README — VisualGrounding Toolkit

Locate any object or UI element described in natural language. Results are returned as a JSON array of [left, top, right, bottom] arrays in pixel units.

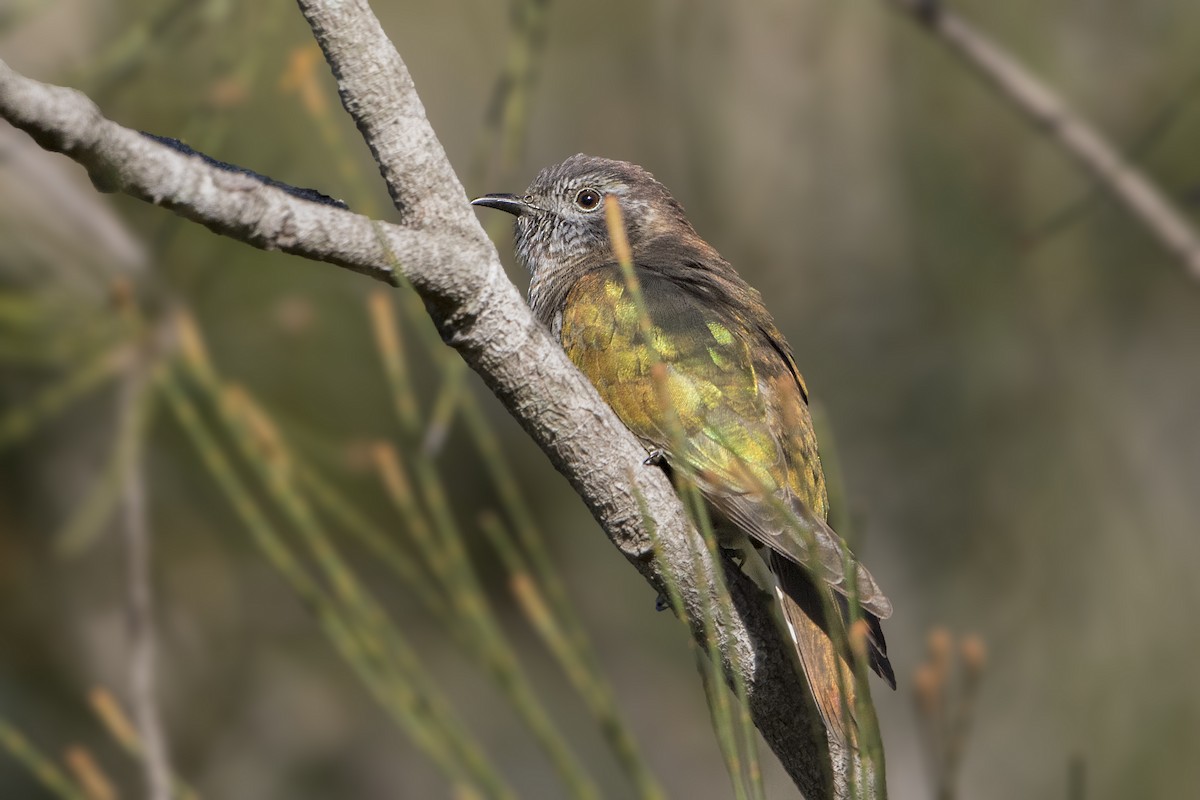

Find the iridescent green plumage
[[562, 265, 822, 515]]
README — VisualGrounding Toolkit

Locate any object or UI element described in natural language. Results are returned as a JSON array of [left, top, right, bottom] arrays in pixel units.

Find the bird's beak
[[470, 193, 534, 217]]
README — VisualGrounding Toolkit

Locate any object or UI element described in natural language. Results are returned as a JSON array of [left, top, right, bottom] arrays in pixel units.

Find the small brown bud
[[63, 746, 116, 800], [340, 438, 377, 474], [849, 619, 871, 663], [207, 75, 249, 109], [274, 294, 315, 335], [86, 687, 138, 750], [961, 634, 987, 676], [109, 276, 134, 313], [927, 626, 953, 668], [913, 663, 941, 717]]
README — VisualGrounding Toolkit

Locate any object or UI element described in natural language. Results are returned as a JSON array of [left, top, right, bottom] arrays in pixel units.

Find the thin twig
[[119, 356, 172, 800], [1022, 62, 1200, 252], [87, 687, 202, 800], [886, 0, 1200, 280], [470, 0, 553, 194]]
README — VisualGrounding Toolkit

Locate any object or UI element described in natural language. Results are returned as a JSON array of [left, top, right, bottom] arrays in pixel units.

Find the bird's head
[[472, 154, 694, 281]]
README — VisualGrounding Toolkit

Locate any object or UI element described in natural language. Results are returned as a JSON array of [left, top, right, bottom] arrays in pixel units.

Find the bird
[[472, 154, 895, 746]]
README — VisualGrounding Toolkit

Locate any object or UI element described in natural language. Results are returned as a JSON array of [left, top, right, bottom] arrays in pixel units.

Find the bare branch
[[0, 61, 403, 286], [1, 14, 853, 792], [884, 0, 1200, 280], [119, 358, 171, 800]]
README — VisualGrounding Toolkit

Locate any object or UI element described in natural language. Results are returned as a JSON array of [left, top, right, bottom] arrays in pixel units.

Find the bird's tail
[[771, 552, 892, 748]]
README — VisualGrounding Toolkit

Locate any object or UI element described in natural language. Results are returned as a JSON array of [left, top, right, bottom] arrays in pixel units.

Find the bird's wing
[[560, 265, 891, 620], [704, 473, 893, 620]]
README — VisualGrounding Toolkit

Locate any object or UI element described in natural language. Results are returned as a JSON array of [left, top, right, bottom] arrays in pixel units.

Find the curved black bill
[[470, 193, 532, 217]]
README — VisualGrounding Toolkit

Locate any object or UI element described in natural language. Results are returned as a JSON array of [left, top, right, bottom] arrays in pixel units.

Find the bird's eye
[[574, 188, 602, 211]]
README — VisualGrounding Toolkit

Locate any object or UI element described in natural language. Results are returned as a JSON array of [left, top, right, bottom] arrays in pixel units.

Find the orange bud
[[913, 663, 941, 717], [63, 746, 116, 800], [961, 634, 987, 676], [927, 626, 953, 668], [207, 75, 249, 109], [274, 294, 314, 335], [109, 276, 134, 313], [849, 619, 871, 663], [87, 687, 138, 749]]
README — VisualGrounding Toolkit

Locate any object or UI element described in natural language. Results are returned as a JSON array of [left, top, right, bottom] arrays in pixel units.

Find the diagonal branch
[[884, 0, 1200, 280], [1, 12, 854, 793]]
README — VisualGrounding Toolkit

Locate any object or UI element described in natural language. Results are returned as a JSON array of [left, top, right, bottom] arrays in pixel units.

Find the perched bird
[[473, 155, 895, 746]]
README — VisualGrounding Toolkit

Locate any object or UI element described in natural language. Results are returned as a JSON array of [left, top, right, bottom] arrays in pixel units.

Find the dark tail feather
[[771, 554, 897, 747], [771, 553, 861, 747], [834, 593, 896, 689]]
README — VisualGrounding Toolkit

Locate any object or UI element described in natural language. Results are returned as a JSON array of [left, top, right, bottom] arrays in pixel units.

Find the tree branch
[[118, 357, 171, 800], [884, 0, 1200, 280], [1, 11, 856, 792]]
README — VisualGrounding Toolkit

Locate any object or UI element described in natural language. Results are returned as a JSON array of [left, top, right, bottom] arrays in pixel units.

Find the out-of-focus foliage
[[2, 1, 1199, 798]]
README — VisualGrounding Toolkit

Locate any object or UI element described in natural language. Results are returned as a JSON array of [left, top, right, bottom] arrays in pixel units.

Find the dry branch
[[885, 0, 1200, 280]]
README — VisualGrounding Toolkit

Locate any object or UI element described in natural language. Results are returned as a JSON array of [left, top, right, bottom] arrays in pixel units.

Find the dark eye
[[574, 188, 602, 211]]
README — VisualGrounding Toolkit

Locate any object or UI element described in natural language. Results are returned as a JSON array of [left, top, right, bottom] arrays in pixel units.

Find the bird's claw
[[723, 548, 746, 568], [643, 449, 667, 467]]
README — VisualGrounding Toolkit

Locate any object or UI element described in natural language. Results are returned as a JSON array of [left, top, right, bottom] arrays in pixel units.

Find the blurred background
[[3, 0, 1200, 798]]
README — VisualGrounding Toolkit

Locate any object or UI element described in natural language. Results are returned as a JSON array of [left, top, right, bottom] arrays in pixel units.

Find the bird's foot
[[643, 449, 667, 467], [721, 547, 745, 568]]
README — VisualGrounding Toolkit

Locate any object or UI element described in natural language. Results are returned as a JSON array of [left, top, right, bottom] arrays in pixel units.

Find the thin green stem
[[371, 417, 601, 798], [0, 720, 88, 800], [478, 512, 667, 800], [87, 687, 201, 800], [0, 343, 124, 452], [160, 366, 508, 799], [294, 461, 448, 623], [55, 354, 156, 556], [368, 278, 635, 798]]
